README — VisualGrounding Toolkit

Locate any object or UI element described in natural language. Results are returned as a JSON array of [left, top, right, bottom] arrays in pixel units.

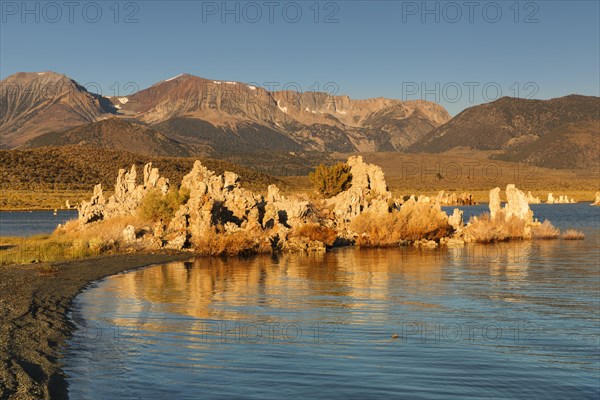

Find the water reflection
[[91, 235, 599, 332], [66, 229, 600, 400]]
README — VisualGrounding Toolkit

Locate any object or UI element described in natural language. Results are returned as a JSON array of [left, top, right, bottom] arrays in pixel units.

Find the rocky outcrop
[[489, 184, 535, 224], [448, 208, 464, 231], [462, 184, 542, 243], [434, 190, 476, 206], [593, 192, 600, 206], [504, 184, 535, 223], [175, 160, 265, 245], [326, 156, 396, 227], [489, 187, 502, 220], [526, 191, 541, 204], [75, 158, 553, 254], [547, 193, 575, 204], [78, 162, 169, 224]]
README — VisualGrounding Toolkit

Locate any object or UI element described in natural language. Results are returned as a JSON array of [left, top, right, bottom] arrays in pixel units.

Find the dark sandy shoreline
[[0, 252, 191, 400]]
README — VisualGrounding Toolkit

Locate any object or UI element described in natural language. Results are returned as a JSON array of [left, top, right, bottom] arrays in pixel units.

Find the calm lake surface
[[64, 204, 600, 399], [0, 210, 78, 237]]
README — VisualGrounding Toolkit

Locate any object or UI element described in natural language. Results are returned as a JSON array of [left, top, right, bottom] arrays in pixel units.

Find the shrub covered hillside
[[0, 146, 280, 192]]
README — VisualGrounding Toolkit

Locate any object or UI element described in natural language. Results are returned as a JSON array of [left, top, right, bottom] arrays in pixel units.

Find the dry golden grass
[[351, 201, 451, 246], [192, 227, 273, 257], [289, 223, 337, 247], [464, 211, 528, 243], [464, 213, 507, 243], [532, 220, 560, 240], [351, 212, 404, 247], [54, 215, 146, 243], [0, 235, 102, 266], [562, 229, 585, 240], [0, 215, 154, 266]]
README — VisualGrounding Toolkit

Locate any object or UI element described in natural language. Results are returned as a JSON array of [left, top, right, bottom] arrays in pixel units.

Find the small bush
[[193, 227, 269, 256], [464, 213, 505, 243], [532, 220, 560, 240], [309, 163, 352, 198], [290, 223, 337, 247], [54, 215, 144, 242], [562, 229, 585, 240], [465, 211, 527, 243], [138, 187, 190, 222], [351, 201, 451, 246]]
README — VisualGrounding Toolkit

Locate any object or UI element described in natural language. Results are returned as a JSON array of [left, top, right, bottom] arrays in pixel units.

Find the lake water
[[64, 204, 600, 399], [0, 210, 78, 237]]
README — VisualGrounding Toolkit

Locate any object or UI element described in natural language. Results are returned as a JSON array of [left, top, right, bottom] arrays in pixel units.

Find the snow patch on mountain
[[165, 74, 183, 82], [277, 100, 288, 114]]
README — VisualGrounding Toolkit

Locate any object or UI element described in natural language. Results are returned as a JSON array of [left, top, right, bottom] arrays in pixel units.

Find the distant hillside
[[410, 95, 599, 150], [153, 117, 303, 155], [0, 146, 280, 192], [408, 95, 600, 169], [492, 120, 600, 170], [24, 118, 194, 157]]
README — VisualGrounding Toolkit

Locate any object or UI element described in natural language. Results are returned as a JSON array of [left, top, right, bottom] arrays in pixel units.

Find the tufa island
[[58, 156, 584, 256]]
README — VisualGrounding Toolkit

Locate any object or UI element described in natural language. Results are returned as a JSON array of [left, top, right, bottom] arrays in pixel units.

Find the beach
[[0, 252, 190, 400]]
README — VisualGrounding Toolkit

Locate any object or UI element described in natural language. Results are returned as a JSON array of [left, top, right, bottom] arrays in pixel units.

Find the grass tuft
[[465, 211, 527, 243], [561, 229, 585, 240], [532, 220, 560, 240], [351, 200, 451, 246]]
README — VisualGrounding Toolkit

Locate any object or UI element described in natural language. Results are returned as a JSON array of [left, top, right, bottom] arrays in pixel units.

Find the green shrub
[[309, 163, 352, 198], [139, 187, 190, 222]]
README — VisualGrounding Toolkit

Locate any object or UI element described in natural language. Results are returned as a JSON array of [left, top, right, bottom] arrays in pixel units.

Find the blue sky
[[1, 0, 598, 115]]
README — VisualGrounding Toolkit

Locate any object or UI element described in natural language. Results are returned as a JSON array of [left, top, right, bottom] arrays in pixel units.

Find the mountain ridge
[[1, 71, 451, 153], [2, 72, 598, 170]]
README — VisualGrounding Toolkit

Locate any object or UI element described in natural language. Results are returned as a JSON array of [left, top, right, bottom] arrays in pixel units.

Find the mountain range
[[1, 72, 450, 154], [1, 71, 598, 170]]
